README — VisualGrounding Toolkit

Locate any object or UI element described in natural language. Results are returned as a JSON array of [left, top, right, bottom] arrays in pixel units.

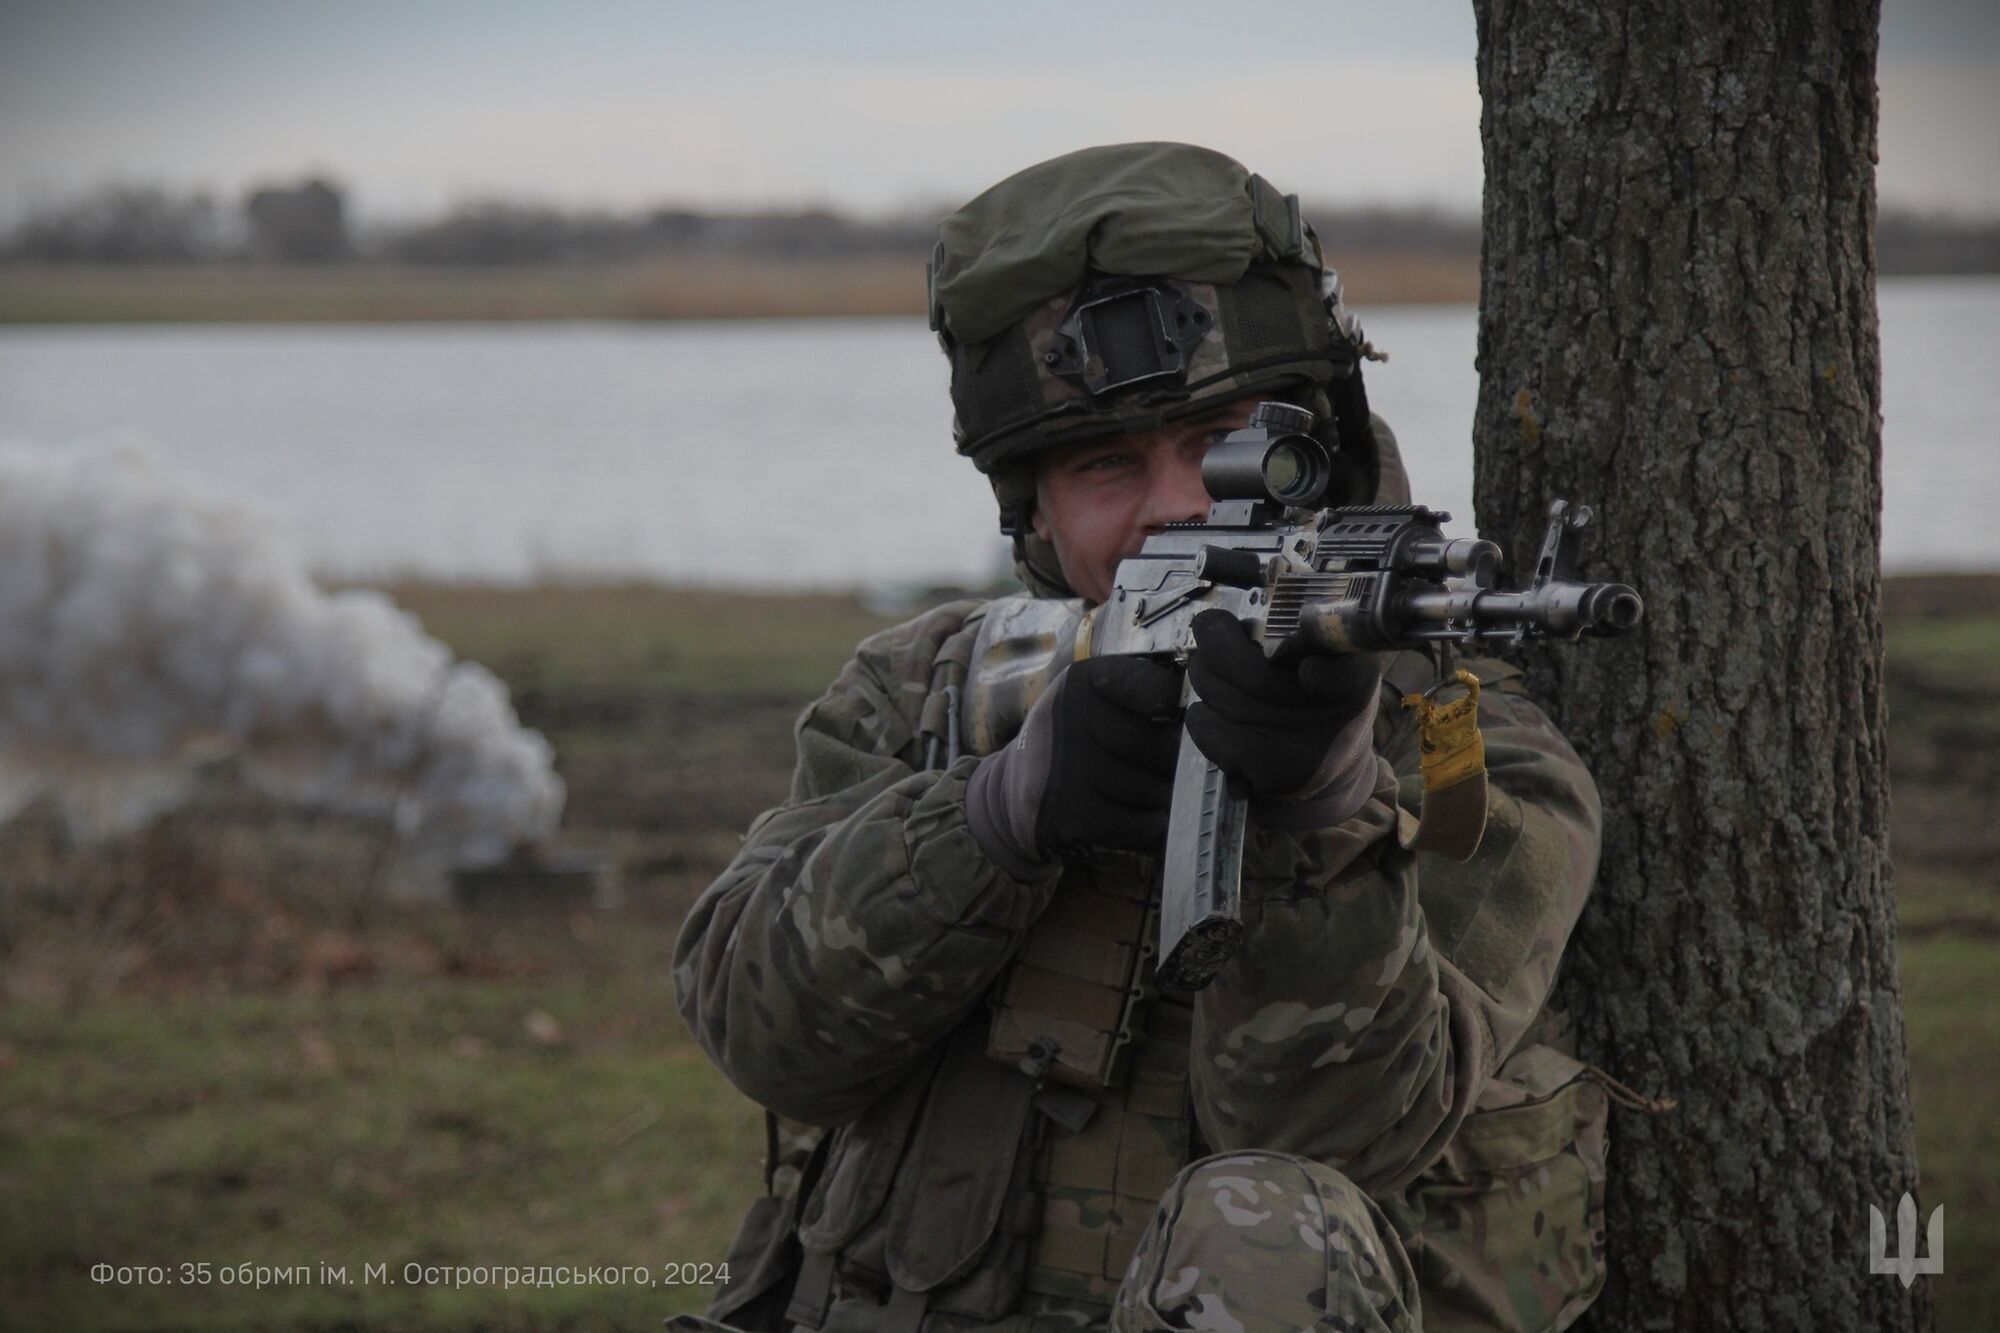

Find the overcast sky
[[1, 0, 1994, 226]]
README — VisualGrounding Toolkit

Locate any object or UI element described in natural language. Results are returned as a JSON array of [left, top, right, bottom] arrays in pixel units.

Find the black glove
[[1184, 608, 1383, 824], [964, 655, 1182, 879]]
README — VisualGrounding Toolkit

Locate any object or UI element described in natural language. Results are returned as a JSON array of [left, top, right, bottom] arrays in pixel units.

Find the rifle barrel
[[1402, 581, 1642, 638]]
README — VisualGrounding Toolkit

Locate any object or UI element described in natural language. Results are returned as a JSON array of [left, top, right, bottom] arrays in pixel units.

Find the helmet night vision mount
[[1042, 275, 1214, 397]]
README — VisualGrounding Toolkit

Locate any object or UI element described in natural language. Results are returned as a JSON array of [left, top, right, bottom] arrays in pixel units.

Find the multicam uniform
[[674, 143, 1610, 1333], [672, 492, 1609, 1333]]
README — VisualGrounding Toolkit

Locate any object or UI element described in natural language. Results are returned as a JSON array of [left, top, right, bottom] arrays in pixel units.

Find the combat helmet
[[929, 141, 1385, 596]]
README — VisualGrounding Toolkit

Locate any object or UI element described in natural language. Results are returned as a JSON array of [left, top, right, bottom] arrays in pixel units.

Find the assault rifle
[[1079, 401, 1643, 990]]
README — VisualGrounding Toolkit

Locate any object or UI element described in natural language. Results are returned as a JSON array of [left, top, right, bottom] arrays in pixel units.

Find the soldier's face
[[1031, 398, 1261, 605]]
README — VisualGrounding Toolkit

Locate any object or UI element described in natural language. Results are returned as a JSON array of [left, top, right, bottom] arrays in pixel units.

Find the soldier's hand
[[964, 655, 1181, 879], [1184, 608, 1383, 824]]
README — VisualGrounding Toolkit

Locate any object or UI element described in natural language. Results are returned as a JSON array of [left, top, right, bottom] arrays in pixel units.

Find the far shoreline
[[4, 260, 1988, 327], [0, 252, 1483, 324]]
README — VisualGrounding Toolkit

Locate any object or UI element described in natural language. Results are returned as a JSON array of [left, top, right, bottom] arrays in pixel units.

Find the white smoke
[[0, 446, 564, 863]]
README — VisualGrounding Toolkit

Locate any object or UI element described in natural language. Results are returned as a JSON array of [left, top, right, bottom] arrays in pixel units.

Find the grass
[[0, 581, 1991, 1329], [0, 899, 760, 1331], [1887, 614, 2000, 684], [1902, 931, 2000, 1331], [367, 580, 903, 701], [1884, 612, 2000, 1329], [0, 256, 926, 324]]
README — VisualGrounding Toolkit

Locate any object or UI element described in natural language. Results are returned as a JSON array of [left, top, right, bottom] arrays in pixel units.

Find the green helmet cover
[[929, 142, 1362, 476]]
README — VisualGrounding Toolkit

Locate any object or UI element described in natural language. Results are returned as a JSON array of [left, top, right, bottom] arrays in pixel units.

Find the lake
[[1, 277, 1994, 588]]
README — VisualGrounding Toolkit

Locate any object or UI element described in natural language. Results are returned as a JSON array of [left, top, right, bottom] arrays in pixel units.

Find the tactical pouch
[[884, 1026, 1042, 1321], [786, 1021, 1045, 1331], [702, 1115, 835, 1331], [786, 1044, 944, 1329], [1386, 1040, 1610, 1333], [985, 856, 1158, 1090]]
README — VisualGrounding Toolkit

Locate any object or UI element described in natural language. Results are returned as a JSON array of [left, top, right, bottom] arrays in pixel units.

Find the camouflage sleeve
[[1189, 665, 1602, 1195], [673, 601, 1060, 1127]]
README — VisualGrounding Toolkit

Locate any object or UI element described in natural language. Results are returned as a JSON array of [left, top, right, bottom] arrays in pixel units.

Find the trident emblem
[[1868, 1193, 1943, 1288]]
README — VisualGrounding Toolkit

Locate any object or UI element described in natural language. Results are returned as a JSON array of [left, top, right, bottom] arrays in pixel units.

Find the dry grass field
[[0, 252, 1479, 324]]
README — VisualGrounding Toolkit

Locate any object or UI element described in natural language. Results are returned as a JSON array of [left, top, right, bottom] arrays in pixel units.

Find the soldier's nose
[[1141, 494, 1205, 533], [1159, 467, 1211, 526], [1133, 443, 1212, 533]]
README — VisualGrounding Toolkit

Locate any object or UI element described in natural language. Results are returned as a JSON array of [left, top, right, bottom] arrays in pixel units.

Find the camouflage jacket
[[675, 600, 1610, 1333]]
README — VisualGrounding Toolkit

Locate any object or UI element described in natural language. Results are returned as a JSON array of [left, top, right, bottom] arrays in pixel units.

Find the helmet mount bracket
[[1042, 278, 1213, 397]]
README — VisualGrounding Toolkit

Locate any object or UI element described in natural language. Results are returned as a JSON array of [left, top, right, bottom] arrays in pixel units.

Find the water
[[0, 277, 1993, 587]]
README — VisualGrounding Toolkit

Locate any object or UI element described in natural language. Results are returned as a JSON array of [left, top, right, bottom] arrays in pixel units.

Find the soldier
[[673, 142, 1609, 1333]]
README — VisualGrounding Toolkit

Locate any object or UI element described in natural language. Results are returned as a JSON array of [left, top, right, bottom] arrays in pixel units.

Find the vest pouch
[[1391, 1043, 1609, 1333], [986, 858, 1158, 1091], [706, 1115, 836, 1329], [884, 1022, 1041, 1322], [787, 1044, 949, 1327]]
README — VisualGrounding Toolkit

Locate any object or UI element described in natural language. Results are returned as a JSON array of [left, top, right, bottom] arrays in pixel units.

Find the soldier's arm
[[1188, 668, 1601, 1194], [673, 603, 1060, 1127]]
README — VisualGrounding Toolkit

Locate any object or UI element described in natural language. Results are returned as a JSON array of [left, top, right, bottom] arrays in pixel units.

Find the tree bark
[[1469, 2, 1931, 1329]]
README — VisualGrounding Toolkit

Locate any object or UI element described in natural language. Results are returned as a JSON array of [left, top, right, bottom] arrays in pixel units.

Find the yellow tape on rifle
[[1074, 606, 1098, 661], [1402, 669, 1485, 793]]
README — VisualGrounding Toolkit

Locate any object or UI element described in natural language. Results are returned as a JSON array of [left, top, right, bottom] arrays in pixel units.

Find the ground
[[0, 576, 1991, 1331]]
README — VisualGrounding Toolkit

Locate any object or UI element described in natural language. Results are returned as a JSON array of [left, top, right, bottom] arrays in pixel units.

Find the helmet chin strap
[[1014, 534, 1076, 599], [989, 463, 1076, 598]]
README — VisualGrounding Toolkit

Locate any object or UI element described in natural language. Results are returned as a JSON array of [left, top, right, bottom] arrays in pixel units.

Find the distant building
[[244, 178, 348, 262]]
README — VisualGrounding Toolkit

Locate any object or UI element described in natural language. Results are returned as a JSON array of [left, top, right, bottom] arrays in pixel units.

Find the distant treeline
[[5, 176, 1996, 275]]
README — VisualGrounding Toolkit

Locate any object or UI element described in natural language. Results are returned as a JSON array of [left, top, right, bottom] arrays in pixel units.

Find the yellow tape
[[1402, 669, 1486, 793]]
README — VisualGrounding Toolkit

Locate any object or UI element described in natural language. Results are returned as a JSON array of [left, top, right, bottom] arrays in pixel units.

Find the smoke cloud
[[0, 446, 563, 862]]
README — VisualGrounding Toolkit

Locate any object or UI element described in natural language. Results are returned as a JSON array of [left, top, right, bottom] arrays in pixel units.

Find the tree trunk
[[1469, 2, 1930, 1329]]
